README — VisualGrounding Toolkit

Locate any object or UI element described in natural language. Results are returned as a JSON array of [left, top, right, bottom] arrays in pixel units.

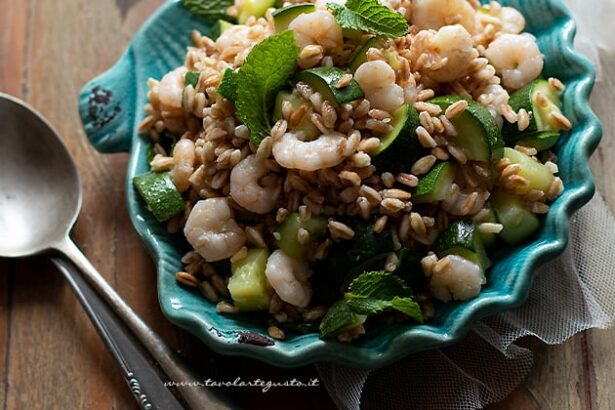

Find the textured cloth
[[317, 1, 615, 408]]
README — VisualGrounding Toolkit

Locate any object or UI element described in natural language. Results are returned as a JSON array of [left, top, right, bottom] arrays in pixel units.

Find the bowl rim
[[80, 0, 603, 369]]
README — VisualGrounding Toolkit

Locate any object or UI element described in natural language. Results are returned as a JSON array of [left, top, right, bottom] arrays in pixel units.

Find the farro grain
[[176, 272, 199, 287], [396, 173, 418, 188], [273, 312, 288, 323], [445, 100, 468, 119], [138, 115, 156, 133], [417, 89, 435, 101], [245, 226, 267, 248], [211, 274, 231, 297], [517, 108, 530, 131], [419, 111, 435, 133], [350, 152, 371, 168], [199, 281, 219, 303], [399, 214, 411, 241], [550, 111, 572, 130], [298, 205, 312, 222], [531, 202, 550, 214], [416, 126, 437, 148], [271, 119, 288, 140], [381, 198, 406, 213], [548, 77, 565, 92], [322, 101, 337, 129], [384, 252, 399, 272], [353, 99, 371, 119], [547, 177, 564, 200], [478, 222, 504, 234], [314, 239, 332, 260], [297, 228, 311, 245], [329, 220, 355, 240], [339, 170, 362, 186], [535, 92, 550, 108], [383, 188, 412, 200], [369, 109, 391, 120], [230, 246, 248, 264], [151, 154, 174, 172], [373, 215, 388, 233], [311, 113, 330, 134], [185, 259, 204, 275], [366, 119, 393, 134], [338, 118, 355, 134], [268, 325, 286, 340], [357, 137, 381, 154], [410, 212, 427, 236], [381, 172, 395, 188], [447, 144, 467, 164], [526, 189, 545, 202], [414, 102, 442, 116], [336, 73, 354, 89], [514, 144, 537, 156], [360, 185, 382, 204], [166, 215, 182, 234], [256, 136, 273, 159], [302, 306, 328, 322], [411, 155, 437, 175], [216, 301, 239, 314], [357, 196, 372, 219], [433, 256, 452, 275]]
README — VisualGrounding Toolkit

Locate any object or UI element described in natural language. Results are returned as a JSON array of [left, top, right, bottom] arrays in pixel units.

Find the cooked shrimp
[[354, 61, 405, 112], [215, 24, 272, 65], [424, 254, 484, 302], [288, 10, 344, 52], [230, 155, 281, 214], [158, 67, 187, 110], [265, 249, 312, 308], [428, 25, 474, 83], [272, 131, 358, 172], [183, 198, 247, 262], [170, 139, 195, 193], [485, 33, 543, 90], [411, 0, 476, 33], [480, 5, 525, 34]]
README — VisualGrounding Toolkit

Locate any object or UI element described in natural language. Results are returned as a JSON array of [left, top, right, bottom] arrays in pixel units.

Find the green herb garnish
[[184, 71, 200, 89], [328, 0, 409, 38], [218, 68, 238, 102], [182, 0, 236, 22], [235, 30, 299, 145]]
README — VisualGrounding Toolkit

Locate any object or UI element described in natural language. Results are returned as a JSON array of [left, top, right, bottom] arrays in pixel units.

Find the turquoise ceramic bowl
[[78, 0, 602, 368]]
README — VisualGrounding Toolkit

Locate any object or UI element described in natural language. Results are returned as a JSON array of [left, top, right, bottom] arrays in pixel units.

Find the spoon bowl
[[0, 93, 81, 257], [0, 92, 231, 409]]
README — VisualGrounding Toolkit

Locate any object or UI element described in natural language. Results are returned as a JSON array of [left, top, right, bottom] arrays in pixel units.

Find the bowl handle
[[78, 49, 137, 154]]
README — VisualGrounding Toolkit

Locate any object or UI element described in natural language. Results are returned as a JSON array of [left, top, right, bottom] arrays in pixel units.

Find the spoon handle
[[54, 237, 234, 410], [51, 257, 185, 410]]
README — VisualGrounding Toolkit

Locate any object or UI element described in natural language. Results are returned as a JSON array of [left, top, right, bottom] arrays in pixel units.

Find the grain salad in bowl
[[133, 0, 572, 343]]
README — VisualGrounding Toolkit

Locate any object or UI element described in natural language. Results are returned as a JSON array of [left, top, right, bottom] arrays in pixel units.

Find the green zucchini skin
[[491, 191, 541, 245], [272, 4, 315, 32], [371, 104, 421, 173], [430, 95, 504, 162], [133, 172, 185, 222], [295, 67, 364, 107], [413, 161, 456, 204], [435, 220, 490, 271]]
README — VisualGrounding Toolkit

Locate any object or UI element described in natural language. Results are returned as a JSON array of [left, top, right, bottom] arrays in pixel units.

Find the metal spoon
[[0, 93, 231, 410]]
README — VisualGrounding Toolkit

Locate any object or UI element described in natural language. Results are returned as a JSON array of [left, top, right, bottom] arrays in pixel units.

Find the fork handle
[[51, 257, 185, 410], [53, 237, 234, 410]]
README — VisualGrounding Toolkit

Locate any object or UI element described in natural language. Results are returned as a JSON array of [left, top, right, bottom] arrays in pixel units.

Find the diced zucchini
[[210, 19, 235, 40], [133, 172, 185, 222], [184, 71, 200, 89], [274, 213, 327, 260], [513, 131, 560, 152], [413, 161, 456, 204], [273, 90, 320, 139], [491, 191, 540, 245], [228, 248, 272, 311], [371, 104, 421, 173], [238, 0, 276, 24], [435, 220, 490, 271], [272, 4, 315, 32], [295, 67, 364, 107], [502, 147, 554, 195], [430, 96, 504, 162], [504, 79, 565, 142], [478, 205, 499, 248], [348, 37, 385, 72], [319, 300, 367, 339]]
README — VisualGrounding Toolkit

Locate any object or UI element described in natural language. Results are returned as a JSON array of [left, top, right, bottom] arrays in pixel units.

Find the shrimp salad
[[135, 0, 572, 342]]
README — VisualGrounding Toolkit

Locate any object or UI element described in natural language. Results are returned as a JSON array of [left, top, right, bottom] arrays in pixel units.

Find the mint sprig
[[218, 68, 238, 102], [319, 271, 423, 338], [328, 0, 408, 38], [235, 31, 299, 145], [182, 0, 235, 22]]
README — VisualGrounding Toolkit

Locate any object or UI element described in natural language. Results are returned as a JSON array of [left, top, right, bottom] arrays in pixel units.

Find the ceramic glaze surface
[[78, 0, 602, 368]]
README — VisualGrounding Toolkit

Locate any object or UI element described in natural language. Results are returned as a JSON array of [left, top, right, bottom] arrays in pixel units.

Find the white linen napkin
[[316, 1, 615, 408]]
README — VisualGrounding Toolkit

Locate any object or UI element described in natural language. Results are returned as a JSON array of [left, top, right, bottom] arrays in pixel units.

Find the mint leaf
[[346, 296, 423, 323], [328, 0, 408, 38], [319, 300, 367, 338], [236, 31, 299, 145], [347, 271, 412, 300], [218, 68, 238, 102], [182, 0, 235, 22], [184, 71, 200, 89]]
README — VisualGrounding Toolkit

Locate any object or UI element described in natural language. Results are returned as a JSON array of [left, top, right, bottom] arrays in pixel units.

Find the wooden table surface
[[0, 1, 613, 409]]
